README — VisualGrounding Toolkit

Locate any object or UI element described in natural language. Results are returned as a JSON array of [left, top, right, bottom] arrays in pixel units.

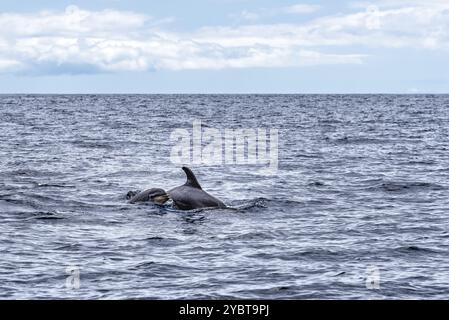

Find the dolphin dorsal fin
[[182, 167, 202, 189]]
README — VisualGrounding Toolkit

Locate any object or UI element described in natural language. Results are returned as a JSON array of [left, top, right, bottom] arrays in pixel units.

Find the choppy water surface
[[1, 94, 449, 299]]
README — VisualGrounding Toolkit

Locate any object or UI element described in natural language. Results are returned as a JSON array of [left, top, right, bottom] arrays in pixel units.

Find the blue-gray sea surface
[[1, 94, 449, 299]]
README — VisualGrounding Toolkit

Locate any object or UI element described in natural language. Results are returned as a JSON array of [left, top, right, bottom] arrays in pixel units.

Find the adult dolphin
[[168, 167, 226, 210]]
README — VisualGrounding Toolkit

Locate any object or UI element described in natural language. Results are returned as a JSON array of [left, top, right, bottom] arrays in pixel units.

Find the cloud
[[233, 10, 260, 22], [0, 3, 448, 75], [0, 5, 147, 38], [284, 4, 322, 14], [230, 3, 321, 21], [0, 59, 23, 72], [352, 0, 449, 9]]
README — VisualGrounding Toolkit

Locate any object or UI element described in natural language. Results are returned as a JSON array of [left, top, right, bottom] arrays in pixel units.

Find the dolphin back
[[168, 186, 226, 210], [168, 167, 226, 210]]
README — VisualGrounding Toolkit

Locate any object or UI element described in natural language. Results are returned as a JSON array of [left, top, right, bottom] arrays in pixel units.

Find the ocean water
[[1, 94, 449, 299]]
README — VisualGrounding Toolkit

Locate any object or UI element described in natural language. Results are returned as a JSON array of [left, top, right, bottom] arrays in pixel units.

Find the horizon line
[[1, 92, 448, 95]]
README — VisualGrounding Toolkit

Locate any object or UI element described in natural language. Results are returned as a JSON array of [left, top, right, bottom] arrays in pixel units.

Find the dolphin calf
[[127, 188, 169, 205], [168, 167, 226, 210]]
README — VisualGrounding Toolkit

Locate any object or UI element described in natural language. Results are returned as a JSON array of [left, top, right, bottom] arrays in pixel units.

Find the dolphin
[[168, 167, 226, 210], [127, 188, 169, 205]]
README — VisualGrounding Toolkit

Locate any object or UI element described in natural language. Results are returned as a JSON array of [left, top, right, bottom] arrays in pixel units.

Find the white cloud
[[353, 0, 449, 9], [0, 5, 147, 38], [230, 3, 321, 22], [284, 4, 322, 14], [234, 10, 260, 21], [0, 3, 448, 74], [0, 59, 23, 72]]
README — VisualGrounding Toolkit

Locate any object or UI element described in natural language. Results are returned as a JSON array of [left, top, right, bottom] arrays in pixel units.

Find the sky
[[0, 0, 448, 93]]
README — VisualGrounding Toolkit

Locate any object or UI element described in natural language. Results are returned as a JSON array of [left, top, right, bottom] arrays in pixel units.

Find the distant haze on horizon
[[0, 0, 448, 93]]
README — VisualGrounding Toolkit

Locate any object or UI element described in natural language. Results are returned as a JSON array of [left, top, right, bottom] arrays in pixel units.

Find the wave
[[68, 139, 114, 150], [325, 136, 398, 145], [0, 169, 62, 178], [24, 211, 65, 220], [373, 181, 446, 192], [393, 245, 439, 254], [35, 183, 76, 189], [223, 230, 288, 241], [152, 197, 271, 214]]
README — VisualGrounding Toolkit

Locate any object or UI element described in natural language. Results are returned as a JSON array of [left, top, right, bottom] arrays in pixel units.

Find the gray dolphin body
[[128, 188, 169, 205], [168, 167, 226, 210]]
